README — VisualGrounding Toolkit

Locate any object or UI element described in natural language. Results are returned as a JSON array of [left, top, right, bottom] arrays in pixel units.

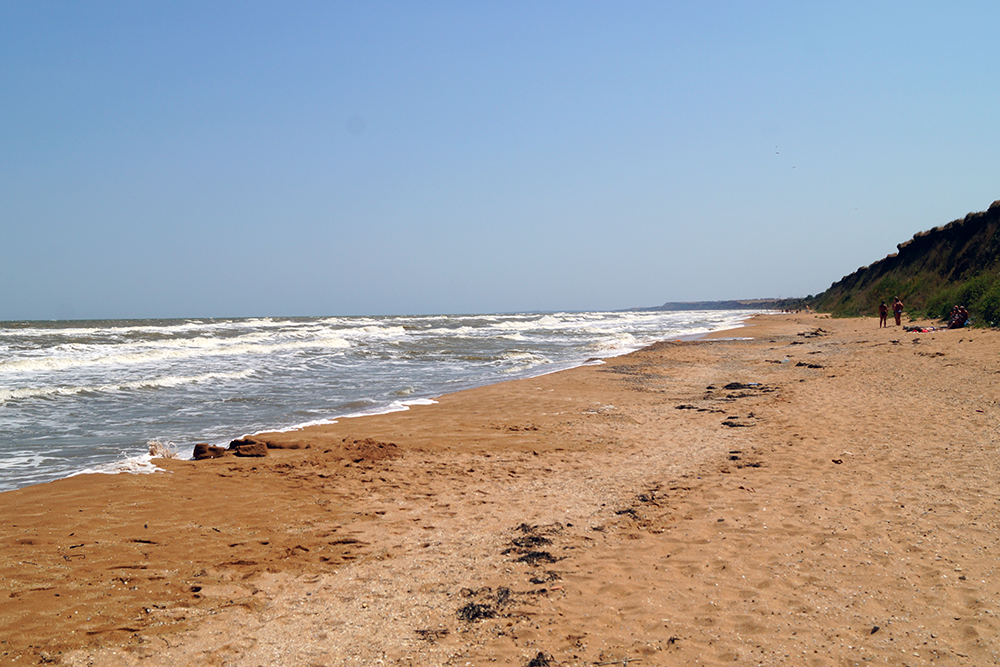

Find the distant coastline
[[634, 297, 806, 311]]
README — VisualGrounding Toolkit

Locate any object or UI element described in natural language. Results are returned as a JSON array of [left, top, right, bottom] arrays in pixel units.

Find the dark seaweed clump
[[526, 652, 553, 667], [457, 603, 496, 622], [456, 586, 513, 622]]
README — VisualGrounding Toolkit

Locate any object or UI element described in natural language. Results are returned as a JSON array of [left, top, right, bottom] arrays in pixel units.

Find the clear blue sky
[[2, 2, 998, 320]]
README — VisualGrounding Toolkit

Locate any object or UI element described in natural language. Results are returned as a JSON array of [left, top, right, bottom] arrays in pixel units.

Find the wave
[[0, 318, 270, 339], [337, 397, 438, 419], [68, 452, 167, 478], [0, 452, 62, 471], [497, 350, 552, 372], [339, 325, 408, 340], [0, 369, 256, 404], [587, 332, 639, 352], [0, 334, 352, 374], [251, 397, 440, 436]]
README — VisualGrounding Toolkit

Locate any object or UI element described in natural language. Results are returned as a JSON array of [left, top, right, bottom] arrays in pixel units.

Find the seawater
[[0, 310, 755, 491]]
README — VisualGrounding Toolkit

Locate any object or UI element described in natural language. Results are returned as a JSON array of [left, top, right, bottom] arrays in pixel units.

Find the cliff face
[[813, 200, 1000, 323]]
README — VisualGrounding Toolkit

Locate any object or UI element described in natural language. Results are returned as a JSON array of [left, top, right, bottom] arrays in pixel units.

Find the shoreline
[[0, 311, 759, 493], [3, 312, 998, 665], [235, 314, 758, 443]]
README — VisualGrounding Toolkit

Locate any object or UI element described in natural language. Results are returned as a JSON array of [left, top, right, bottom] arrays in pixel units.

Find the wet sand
[[2, 312, 999, 666]]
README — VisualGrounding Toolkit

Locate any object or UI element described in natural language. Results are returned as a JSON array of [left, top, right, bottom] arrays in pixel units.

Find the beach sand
[[2, 312, 999, 666]]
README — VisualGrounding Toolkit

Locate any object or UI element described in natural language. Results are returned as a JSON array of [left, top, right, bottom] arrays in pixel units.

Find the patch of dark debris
[[526, 652, 554, 667], [451, 604, 490, 623], [700, 382, 776, 402], [503, 523, 566, 572], [512, 521, 563, 538], [438, 520, 592, 661], [798, 328, 828, 338], [722, 382, 758, 390], [723, 449, 763, 470], [458, 585, 517, 620], [501, 523, 563, 565], [719, 382, 775, 399], [675, 404, 725, 413], [529, 571, 561, 585], [414, 628, 449, 643], [676, 381, 777, 417], [490, 423, 541, 432], [635, 487, 661, 505], [515, 550, 561, 565], [508, 534, 552, 550], [456, 583, 556, 624], [594, 486, 667, 534], [722, 412, 756, 428]]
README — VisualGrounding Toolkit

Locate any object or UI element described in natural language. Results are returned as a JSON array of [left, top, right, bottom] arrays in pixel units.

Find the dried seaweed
[[515, 551, 559, 565], [456, 602, 496, 622], [526, 652, 553, 667]]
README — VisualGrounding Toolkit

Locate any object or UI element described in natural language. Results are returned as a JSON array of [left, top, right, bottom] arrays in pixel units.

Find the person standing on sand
[[878, 302, 888, 328], [892, 296, 904, 326]]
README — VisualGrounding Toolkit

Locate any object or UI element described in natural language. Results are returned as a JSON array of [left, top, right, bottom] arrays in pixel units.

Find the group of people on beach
[[879, 297, 971, 330], [878, 296, 904, 328], [948, 305, 970, 329]]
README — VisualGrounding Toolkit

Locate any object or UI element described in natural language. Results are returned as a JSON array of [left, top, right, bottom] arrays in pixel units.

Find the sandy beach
[[2, 312, 998, 666]]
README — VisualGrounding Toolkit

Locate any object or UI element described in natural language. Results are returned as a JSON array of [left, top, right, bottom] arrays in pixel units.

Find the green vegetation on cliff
[[812, 200, 1000, 325]]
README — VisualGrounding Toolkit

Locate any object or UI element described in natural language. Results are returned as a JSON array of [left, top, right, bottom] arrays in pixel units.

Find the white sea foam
[[425, 325, 476, 336], [494, 320, 534, 331], [69, 452, 168, 478], [0, 369, 256, 404], [254, 397, 439, 436], [148, 439, 184, 460], [0, 335, 351, 374], [588, 332, 638, 352], [498, 350, 552, 372], [68, 440, 183, 479], [0, 452, 61, 470], [340, 397, 438, 418], [263, 417, 340, 433]]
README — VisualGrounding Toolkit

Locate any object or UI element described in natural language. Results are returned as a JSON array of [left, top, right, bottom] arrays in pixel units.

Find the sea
[[0, 310, 755, 492]]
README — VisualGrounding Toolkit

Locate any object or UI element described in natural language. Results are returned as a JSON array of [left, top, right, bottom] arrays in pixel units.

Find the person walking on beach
[[878, 302, 888, 328], [892, 296, 904, 326]]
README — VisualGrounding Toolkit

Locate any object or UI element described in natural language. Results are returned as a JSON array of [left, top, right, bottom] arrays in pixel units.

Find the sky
[[2, 2, 999, 320]]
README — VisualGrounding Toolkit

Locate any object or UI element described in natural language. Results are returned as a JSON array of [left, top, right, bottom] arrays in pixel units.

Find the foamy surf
[[66, 440, 184, 479], [256, 397, 441, 436]]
